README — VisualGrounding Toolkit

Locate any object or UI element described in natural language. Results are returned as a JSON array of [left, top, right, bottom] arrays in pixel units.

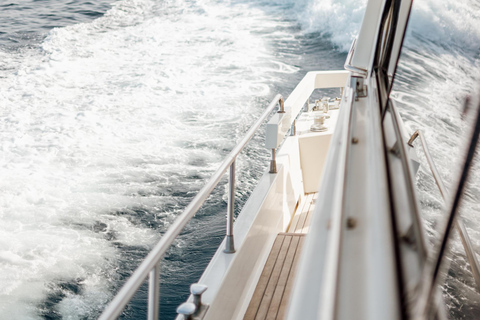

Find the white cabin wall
[[299, 134, 332, 194]]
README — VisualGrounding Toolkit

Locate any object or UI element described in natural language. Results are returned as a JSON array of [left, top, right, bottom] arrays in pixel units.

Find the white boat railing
[[98, 94, 285, 320]]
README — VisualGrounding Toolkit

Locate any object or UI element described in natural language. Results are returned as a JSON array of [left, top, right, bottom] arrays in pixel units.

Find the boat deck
[[287, 193, 317, 234], [243, 193, 317, 320]]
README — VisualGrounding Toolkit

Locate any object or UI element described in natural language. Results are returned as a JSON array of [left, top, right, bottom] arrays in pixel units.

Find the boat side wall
[[192, 136, 304, 320], [173, 70, 348, 320]]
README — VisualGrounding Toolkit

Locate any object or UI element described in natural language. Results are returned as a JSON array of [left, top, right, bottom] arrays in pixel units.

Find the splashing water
[[0, 0, 479, 318]]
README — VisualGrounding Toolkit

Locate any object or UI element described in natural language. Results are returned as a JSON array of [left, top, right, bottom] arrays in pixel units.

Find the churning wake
[[0, 0, 479, 318]]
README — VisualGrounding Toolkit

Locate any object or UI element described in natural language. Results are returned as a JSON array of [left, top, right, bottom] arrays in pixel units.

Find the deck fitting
[[346, 217, 357, 229]]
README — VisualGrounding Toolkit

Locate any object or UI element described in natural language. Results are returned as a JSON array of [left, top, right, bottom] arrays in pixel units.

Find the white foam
[[0, 0, 298, 317], [389, 0, 480, 312], [408, 0, 480, 52], [2, 0, 479, 317], [271, 0, 480, 54]]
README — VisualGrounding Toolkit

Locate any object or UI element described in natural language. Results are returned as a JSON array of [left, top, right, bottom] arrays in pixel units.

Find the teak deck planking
[[287, 193, 317, 234], [243, 193, 317, 320]]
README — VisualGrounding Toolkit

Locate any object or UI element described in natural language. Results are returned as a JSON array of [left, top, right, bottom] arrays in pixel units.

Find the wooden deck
[[287, 193, 317, 234], [243, 193, 317, 320]]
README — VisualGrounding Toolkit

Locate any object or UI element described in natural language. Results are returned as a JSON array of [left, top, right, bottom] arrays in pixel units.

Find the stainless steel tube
[[278, 97, 285, 113], [414, 130, 480, 292], [224, 161, 236, 254], [291, 120, 296, 136], [415, 101, 480, 318], [148, 264, 160, 320], [99, 94, 284, 320], [269, 149, 277, 174]]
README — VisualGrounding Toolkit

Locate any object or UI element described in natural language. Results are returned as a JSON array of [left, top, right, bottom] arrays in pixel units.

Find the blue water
[[0, 0, 479, 319], [0, 1, 110, 46]]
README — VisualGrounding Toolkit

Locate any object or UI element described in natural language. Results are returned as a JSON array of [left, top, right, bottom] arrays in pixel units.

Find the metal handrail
[[418, 103, 480, 316], [408, 130, 480, 293], [99, 94, 285, 320], [344, 38, 368, 77]]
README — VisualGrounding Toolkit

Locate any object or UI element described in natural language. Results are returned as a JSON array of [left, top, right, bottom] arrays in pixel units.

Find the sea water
[[395, 1, 480, 318], [0, 0, 479, 318]]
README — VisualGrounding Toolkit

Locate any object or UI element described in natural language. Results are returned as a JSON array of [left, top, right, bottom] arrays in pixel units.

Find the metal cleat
[[177, 302, 196, 320], [190, 283, 208, 311]]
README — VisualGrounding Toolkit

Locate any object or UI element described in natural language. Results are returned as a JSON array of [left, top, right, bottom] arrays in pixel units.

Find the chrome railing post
[[278, 98, 285, 113], [148, 263, 161, 320], [224, 161, 236, 253], [269, 149, 277, 174]]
